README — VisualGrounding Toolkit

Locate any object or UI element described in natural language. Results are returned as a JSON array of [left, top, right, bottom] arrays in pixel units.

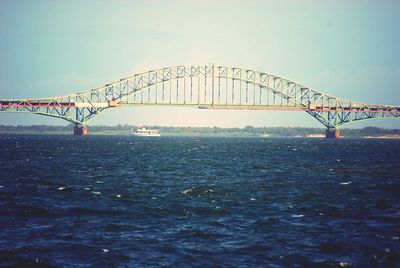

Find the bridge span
[[1, 65, 399, 138]]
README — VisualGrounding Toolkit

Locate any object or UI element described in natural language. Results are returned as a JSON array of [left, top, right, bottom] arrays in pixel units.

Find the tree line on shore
[[0, 124, 399, 137]]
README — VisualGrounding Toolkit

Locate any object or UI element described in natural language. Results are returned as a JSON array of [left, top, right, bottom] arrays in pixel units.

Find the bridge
[[1, 64, 399, 138]]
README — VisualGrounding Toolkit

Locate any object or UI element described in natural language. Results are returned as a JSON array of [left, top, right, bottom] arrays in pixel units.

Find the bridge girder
[[0, 64, 399, 129]]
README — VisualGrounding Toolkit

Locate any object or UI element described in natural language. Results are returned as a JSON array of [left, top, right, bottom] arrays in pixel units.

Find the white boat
[[130, 126, 160, 137]]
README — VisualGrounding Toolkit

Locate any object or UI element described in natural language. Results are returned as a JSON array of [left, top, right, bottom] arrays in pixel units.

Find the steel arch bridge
[[1, 64, 399, 137]]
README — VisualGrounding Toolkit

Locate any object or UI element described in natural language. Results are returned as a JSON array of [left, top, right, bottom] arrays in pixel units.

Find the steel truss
[[1, 65, 399, 129]]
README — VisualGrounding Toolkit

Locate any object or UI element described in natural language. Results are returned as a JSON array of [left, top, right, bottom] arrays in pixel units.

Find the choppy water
[[0, 135, 399, 267]]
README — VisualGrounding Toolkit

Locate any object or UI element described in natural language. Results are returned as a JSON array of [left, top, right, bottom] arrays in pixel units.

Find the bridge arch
[[1, 64, 399, 137]]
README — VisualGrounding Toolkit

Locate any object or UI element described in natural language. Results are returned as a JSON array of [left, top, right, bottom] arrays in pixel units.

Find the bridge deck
[[1, 99, 399, 114]]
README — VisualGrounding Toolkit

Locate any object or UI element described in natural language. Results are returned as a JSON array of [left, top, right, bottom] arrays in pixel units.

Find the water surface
[[0, 135, 399, 267]]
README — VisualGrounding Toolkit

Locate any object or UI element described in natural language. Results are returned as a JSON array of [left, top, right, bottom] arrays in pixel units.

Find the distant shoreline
[[363, 135, 400, 139], [0, 125, 399, 138]]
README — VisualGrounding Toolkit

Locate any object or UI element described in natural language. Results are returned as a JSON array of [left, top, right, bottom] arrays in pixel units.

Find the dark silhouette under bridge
[[1, 65, 399, 138]]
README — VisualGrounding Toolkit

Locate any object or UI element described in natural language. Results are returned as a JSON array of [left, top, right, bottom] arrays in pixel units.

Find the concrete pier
[[326, 128, 340, 138], [74, 125, 88, 136]]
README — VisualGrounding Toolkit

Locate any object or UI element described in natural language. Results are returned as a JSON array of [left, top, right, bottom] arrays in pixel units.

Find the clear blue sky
[[1, 0, 399, 128]]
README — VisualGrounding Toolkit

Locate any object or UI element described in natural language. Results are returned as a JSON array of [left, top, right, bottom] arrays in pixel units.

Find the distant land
[[0, 125, 399, 138]]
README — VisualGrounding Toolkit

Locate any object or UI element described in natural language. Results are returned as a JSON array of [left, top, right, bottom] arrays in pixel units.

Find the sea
[[0, 135, 399, 267]]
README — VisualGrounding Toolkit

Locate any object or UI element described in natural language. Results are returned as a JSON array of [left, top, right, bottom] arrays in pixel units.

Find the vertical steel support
[[246, 82, 248, 104], [211, 65, 214, 106], [190, 77, 193, 103], [232, 79, 235, 104], [176, 79, 179, 103], [225, 75, 228, 104], [162, 82, 165, 103], [197, 76, 200, 105], [183, 77, 186, 104], [155, 84, 158, 104], [240, 79, 242, 105], [218, 76, 221, 104], [253, 83, 256, 105], [204, 75, 207, 103]]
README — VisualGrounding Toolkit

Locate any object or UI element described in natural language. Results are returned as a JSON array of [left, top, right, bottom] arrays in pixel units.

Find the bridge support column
[[326, 128, 340, 139], [74, 125, 88, 136]]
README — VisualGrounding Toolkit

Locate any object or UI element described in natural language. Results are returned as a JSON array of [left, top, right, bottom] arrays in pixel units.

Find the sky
[[0, 0, 399, 128]]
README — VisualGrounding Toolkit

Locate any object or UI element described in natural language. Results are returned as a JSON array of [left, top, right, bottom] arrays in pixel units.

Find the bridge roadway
[[1, 100, 398, 115], [1, 64, 399, 138]]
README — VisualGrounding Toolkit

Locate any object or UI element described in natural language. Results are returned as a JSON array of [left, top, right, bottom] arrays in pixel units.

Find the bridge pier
[[74, 125, 88, 136], [326, 128, 340, 139]]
